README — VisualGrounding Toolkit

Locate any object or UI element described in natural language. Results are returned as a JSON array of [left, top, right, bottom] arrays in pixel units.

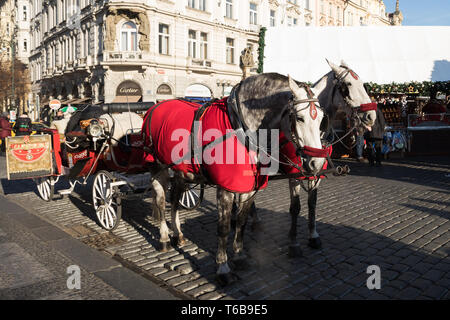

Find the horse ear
[[326, 59, 340, 73], [288, 74, 299, 94]]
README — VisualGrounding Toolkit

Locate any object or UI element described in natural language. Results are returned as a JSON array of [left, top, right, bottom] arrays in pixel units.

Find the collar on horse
[[228, 81, 331, 181]]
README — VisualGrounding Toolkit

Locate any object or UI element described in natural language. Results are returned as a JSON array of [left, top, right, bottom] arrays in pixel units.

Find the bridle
[[331, 66, 377, 127], [288, 83, 331, 159]]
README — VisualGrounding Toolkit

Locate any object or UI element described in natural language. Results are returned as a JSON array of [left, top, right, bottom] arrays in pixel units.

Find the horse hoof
[[216, 273, 237, 287], [288, 245, 303, 258], [173, 235, 186, 247], [160, 241, 171, 252], [308, 238, 322, 249]]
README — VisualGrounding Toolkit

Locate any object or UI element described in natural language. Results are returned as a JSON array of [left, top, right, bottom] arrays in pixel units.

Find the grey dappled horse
[[148, 74, 326, 285], [251, 60, 378, 258]]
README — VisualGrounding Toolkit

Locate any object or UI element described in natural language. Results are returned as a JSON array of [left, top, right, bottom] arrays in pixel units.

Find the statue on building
[[105, 8, 118, 51], [137, 12, 150, 52], [239, 47, 255, 80]]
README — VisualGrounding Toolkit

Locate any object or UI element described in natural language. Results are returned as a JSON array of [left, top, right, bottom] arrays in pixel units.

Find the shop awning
[[71, 97, 91, 105], [185, 97, 211, 102], [112, 95, 142, 103]]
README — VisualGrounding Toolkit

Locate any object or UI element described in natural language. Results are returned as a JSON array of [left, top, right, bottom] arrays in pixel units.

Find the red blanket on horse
[[142, 99, 268, 193]]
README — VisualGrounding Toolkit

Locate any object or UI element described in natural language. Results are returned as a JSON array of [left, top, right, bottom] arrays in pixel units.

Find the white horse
[[271, 60, 379, 257], [144, 74, 326, 285]]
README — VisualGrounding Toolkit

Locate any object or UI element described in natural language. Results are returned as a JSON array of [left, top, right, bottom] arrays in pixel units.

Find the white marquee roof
[[264, 26, 450, 84]]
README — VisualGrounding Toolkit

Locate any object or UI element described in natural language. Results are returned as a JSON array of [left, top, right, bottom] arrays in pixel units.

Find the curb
[[0, 194, 178, 300]]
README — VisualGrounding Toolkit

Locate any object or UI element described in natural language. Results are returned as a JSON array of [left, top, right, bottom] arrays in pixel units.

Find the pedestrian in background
[[13, 112, 32, 136], [0, 112, 12, 153], [365, 106, 386, 167]]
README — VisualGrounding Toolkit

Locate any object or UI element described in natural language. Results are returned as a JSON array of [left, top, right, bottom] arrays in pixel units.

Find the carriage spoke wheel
[[36, 176, 54, 202], [179, 184, 204, 210], [92, 170, 122, 231]]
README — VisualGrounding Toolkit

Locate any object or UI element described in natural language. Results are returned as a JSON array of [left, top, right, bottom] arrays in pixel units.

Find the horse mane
[[237, 73, 294, 111]]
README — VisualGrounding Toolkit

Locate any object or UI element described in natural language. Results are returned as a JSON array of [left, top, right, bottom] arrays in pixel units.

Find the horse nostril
[[308, 159, 322, 174]]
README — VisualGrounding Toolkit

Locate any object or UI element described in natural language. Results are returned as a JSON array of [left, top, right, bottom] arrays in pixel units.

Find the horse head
[[283, 75, 326, 175], [326, 59, 377, 131]]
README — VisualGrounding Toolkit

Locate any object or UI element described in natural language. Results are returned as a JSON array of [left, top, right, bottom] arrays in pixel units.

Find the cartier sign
[[157, 84, 172, 95], [116, 81, 142, 96]]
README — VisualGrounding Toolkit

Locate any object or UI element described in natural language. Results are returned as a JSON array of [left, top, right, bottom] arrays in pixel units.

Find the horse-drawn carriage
[[5, 102, 204, 231], [5, 63, 378, 284]]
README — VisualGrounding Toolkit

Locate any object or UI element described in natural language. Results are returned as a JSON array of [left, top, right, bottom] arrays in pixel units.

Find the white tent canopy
[[264, 26, 450, 84]]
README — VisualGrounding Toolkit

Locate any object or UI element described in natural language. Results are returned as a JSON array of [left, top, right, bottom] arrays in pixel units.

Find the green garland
[[257, 27, 266, 74], [365, 81, 450, 97]]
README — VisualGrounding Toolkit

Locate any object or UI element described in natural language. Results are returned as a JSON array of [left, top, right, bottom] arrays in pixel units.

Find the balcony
[[191, 59, 212, 68], [103, 51, 143, 63]]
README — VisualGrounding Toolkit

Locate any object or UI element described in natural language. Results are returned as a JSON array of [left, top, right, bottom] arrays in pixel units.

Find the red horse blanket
[[142, 99, 268, 193]]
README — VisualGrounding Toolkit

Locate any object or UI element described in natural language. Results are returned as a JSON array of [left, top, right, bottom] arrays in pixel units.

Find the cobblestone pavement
[[1, 155, 449, 300]]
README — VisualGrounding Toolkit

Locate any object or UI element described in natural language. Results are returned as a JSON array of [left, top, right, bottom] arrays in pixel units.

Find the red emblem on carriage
[[11, 146, 47, 163], [310, 103, 318, 120], [349, 70, 359, 80]]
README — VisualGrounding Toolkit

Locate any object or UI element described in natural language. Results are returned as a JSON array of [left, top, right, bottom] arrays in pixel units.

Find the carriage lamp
[[88, 120, 104, 138]]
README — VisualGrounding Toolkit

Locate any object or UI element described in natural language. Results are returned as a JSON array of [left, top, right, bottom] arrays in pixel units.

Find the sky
[[383, 0, 450, 26]]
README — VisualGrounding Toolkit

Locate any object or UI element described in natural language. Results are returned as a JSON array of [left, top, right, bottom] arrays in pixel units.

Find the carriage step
[[58, 188, 74, 195]]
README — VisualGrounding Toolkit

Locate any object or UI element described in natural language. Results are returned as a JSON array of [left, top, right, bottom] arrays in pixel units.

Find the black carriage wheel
[[36, 176, 55, 202], [92, 170, 122, 231], [179, 183, 204, 210]]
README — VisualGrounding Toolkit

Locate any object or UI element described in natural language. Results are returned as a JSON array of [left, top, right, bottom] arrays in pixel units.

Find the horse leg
[[232, 192, 256, 270], [288, 179, 303, 258], [170, 178, 186, 247], [151, 171, 171, 252], [215, 188, 235, 286], [307, 186, 322, 249], [249, 201, 263, 232]]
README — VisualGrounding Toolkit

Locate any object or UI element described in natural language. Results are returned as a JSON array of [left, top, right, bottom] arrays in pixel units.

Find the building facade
[[0, 0, 32, 113], [28, 0, 402, 108], [29, 0, 266, 106], [1, 0, 31, 63]]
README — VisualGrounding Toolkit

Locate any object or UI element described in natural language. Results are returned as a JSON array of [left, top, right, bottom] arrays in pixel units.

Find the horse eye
[[296, 116, 305, 123], [346, 82, 352, 86]]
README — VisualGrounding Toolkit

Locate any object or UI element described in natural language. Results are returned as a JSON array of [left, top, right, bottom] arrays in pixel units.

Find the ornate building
[[28, 0, 403, 108], [29, 0, 265, 106], [0, 0, 31, 113]]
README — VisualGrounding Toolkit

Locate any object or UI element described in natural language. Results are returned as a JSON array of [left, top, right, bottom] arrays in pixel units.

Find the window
[[329, 3, 333, 18], [270, 10, 276, 27], [188, 30, 197, 58], [23, 5, 27, 21], [287, 16, 292, 26], [305, 0, 310, 10], [293, 18, 298, 25], [188, 0, 206, 11], [225, 0, 233, 19], [249, 3, 257, 25], [121, 21, 138, 51], [199, 32, 207, 59], [159, 24, 169, 55], [23, 39, 27, 52], [226, 38, 234, 64], [320, 0, 324, 14]]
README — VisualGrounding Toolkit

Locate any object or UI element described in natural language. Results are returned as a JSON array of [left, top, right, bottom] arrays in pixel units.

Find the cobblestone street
[[1, 155, 449, 300]]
